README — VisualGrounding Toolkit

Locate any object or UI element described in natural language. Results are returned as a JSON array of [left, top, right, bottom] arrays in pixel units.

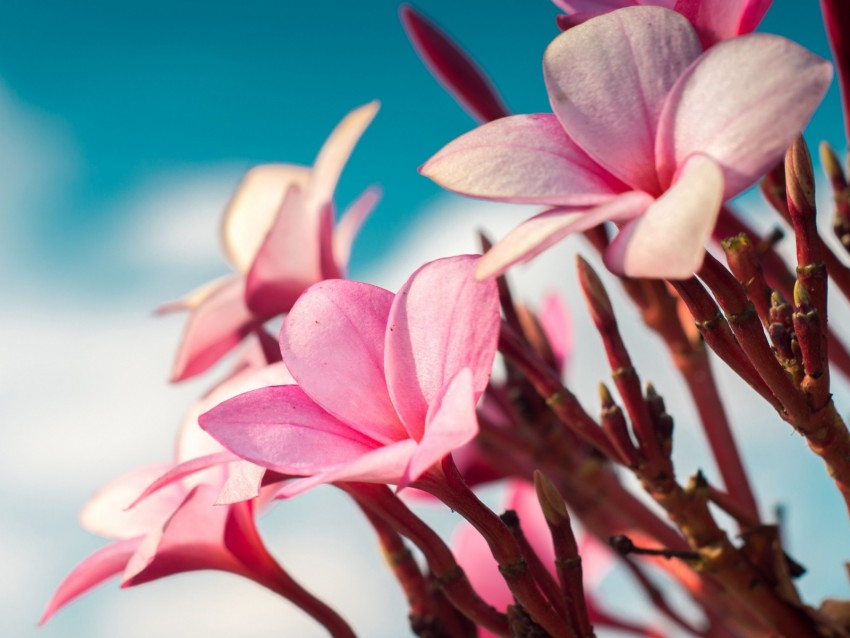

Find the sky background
[[3, 2, 849, 637]]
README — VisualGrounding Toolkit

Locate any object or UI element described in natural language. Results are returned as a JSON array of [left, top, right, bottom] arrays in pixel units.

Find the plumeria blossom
[[199, 255, 500, 496], [552, 0, 772, 47], [163, 101, 381, 382], [41, 358, 295, 623], [452, 482, 663, 638], [422, 7, 831, 280]]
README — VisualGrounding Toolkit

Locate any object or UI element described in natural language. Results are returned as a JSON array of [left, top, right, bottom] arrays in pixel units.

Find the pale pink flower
[[422, 7, 831, 280], [40, 361, 293, 623], [163, 102, 380, 382], [553, 0, 772, 47], [199, 255, 500, 496], [453, 481, 663, 637]]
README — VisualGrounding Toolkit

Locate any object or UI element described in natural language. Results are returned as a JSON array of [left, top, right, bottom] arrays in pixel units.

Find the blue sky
[[4, 2, 850, 637]]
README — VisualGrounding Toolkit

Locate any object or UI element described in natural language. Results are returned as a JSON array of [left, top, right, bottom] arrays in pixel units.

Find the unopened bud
[[533, 470, 569, 526], [820, 141, 847, 191], [577, 255, 614, 329], [786, 138, 816, 215]]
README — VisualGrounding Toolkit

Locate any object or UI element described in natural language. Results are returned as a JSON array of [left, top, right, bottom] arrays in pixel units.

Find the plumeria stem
[[498, 322, 620, 460], [341, 483, 509, 637], [358, 505, 473, 637], [418, 457, 572, 638], [230, 504, 357, 638], [534, 472, 596, 638]]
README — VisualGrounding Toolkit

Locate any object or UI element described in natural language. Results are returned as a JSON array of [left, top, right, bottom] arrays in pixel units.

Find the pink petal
[[421, 114, 626, 206], [553, 0, 634, 9], [221, 164, 312, 273], [605, 153, 724, 279], [400, 5, 510, 123], [674, 0, 771, 46], [123, 485, 240, 585], [332, 186, 382, 276], [244, 184, 322, 317], [169, 276, 258, 382], [507, 482, 556, 565], [277, 439, 418, 498], [539, 294, 573, 373], [125, 452, 236, 510], [400, 369, 479, 489], [307, 101, 379, 213], [156, 276, 232, 315], [386, 256, 500, 441], [655, 33, 832, 198], [216, 461, 268, 505], [40, 538, 141, 624], [80, 464, 183, 540], [475, 191, 653, 279], [318, 202, 342, 281], [199, 384, 381, 474], [177, 361, 295, 462], [452, 522, 511, 621], [544, 6, 702, 193], [282, 280, 408, 442]]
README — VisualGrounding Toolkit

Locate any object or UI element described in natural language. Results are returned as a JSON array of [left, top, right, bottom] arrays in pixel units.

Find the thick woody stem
[[499, 322, 620, 460], [633, 472, 819, 637], [342, 483, 509, 636], [819, 142, 850, 252], [535, 471, 596, 638], [229, 503, 357, 638], [821, 0, 850, 141], [697, 254, 809, 418], [670, 277, 781, 410], [718, 204, 850, 379], [418, 458, 571, 638], [576, 256, 669, 472], [358, 506, 474, 637]]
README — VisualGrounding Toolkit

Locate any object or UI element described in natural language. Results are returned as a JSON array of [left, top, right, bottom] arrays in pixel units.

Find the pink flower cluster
[[45, 2, 850, 637]]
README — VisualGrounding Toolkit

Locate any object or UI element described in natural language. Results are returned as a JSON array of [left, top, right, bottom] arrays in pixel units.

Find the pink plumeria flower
[[552, 0, 772, 47], [422, 7, 831, 280], [41, 360, 294, 623], [453, 481, 663, 637], [199, 255, 500, 496], [163, 101, 381, 382]]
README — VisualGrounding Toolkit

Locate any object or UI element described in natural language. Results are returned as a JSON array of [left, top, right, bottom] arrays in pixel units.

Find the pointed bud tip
[[785, 138, 816, 213], [598, 382, 614, 407], [576, 255, 614, 322], [820, 141, 844, 183], [533, 470, 569, 525]]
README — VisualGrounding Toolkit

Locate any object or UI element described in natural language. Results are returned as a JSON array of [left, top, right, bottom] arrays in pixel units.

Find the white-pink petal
[[282, 280, 408, 442], [421, 114, 626, 206], [475, 191, 653, 280], [80, 464, 181, 541], [655, 33, 832, 198], [169, 276, 257, 382], [332, 186, 382, 276], [674, 0, 771, 45], [199, 385, 381, 475], [40, 538, 142, 624], [244, 184, 322, 317], [385, 256, 499, 441], [544, 6, 702, 194], [221, 164, 312, 274], [277, 439, 419, 498], [605, 153, 723, 278], [307, 101, 379, 214], [400, 369, 479, 489]]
